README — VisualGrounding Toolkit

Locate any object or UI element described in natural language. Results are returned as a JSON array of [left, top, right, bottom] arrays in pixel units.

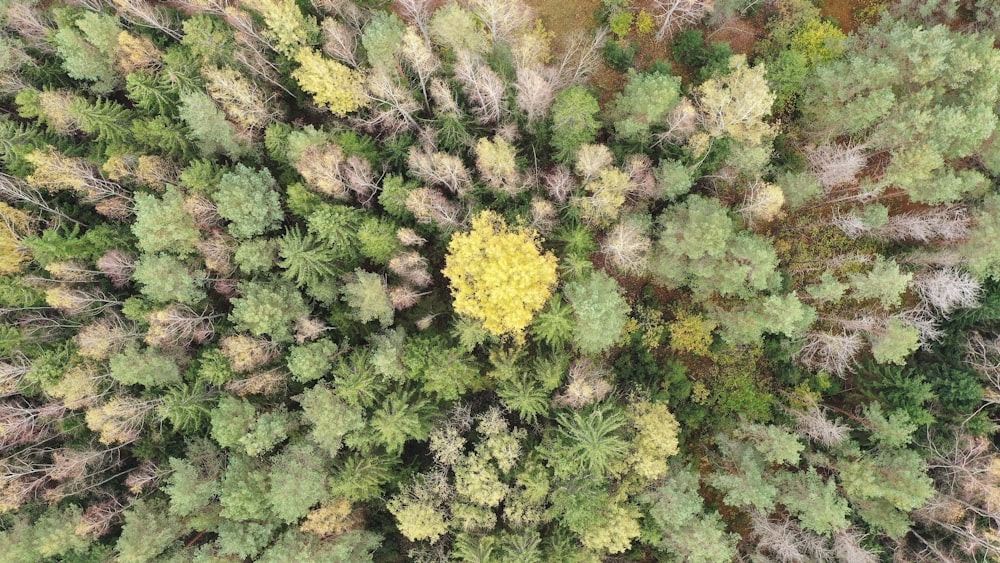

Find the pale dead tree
[[830, 210, 872, 239], [406, 188, 465, 230], [653, 0, 714, 41], [96, 249, 135, 288], [429, 78, 461, 115], [76, 497, 124, 539], [624, 154, 658, 201], [233, 33, 293, 95], [0, 356, 31, 397], [184, 194, 224, 230], [226, 367, 286, 396], [912, 267, 981, 317], [85, 398, 161, 445], [197, 235, 236, 275], [750, 511, 816, 563], [554, 358, 613, 408], [515, 68, 555, 125], [0, 173, 85, 227], [454, 53, 507, 125], [44, 287, 122, 316], [805, 142, 868, 191], [108, 0, 181, 39], [407, 147, 473, 197], [466, 0, 533, 44], [400, 27, 439, 102], [321, 18, 359, 67], [395, 0, 433, 36], [389, 251, 432, 288], [5, 1, 55, 51], [293, 317, 328, 344], [832, 529, 879, 563], [786, 400, 851, 447], [550, 28, 608, 90], [898, 305, 944, 344], [530, 197, 558, 234], [389, 285, 428, 310], [75, 315, 140, 360], [600, 219, 651, 276], [220, 334, 280, 373], [344, 155, 380, 206], [876, 206, 970, 243], [396, 227, 426, 247], [739, 179, 785, 224], [171, 0, 231, 15], [795, 330, 863, 376], [964, 332, 1000, 414], [0, 400, 65, 451], [543, 167, 576, 204], [900, 248, 965, 268], [360, 69, 421, 135], [123, 460, 161, 494], [145, 304, 220, 349]]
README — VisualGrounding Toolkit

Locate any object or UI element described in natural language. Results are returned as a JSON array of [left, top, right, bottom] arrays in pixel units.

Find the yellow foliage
[[114, 31, 161, 73], [579, 502, 642, 554], [576, 168, 630, 227], [443, 211, 558, 338], [301, 498, 357, 537], [0, 202, 33, 275], [292, 48, 368, 117], [636, 10, 655, 36], [628, 401, 680, 481], [241, 0, 317, 56], [791, 19, 846, 67], [668, 311, 717, 356]]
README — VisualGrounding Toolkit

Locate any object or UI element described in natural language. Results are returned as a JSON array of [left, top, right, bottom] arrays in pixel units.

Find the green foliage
[[671, 30, 735, 83], [110, 345, 182, 387], [229, 282, 310, 342], [608, 70, 682, 143], [132, 253, 207, 305], [298, 384, 365, 456], [116, 499, 191, 563], [268, 442, 329, 523], [341, 269, 394, 327], [550, 87, 601, 162], [178, 90, 249, 158], [132, 187, 200, 255], [214, 164, 283, 239], [287, 338, 339, 383], [564, 271, 630, 355], [54, 11, 120, 93]]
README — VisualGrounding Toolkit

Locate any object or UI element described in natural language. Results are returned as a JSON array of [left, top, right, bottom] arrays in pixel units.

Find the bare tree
[[108, 0, 181, 39], [600, 219, 651, 276], [407, 147, 473, 197], [554, 358, 613, 408], [832, 529, 878, 563], [454, 53, 507, 125], [876, 206, 970, 243], [515, 68, 554, 125], [912, 267, 981, 317], [96, 249, 135, 288], [0, 173, 85, 227], [466, 0, 533, 43], [405, 188, 465, 230], [389, 251, 432, 288], [805, 142, 868, 191], [550, 28, 607, 89], [145, 304, 220, 349], [321, 18, 359, 67], [542, 167, 576, 204], [394, 0, 433, 37], [359, 69, 421, 135], [795, 330, 863, 376], [400, 27, 439, 102], [653, 0, 714, 41], [787, 400, 851, 447], [344, 155, 380, 206]]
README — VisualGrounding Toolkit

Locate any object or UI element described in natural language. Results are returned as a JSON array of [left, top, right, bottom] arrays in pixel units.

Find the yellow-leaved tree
[[292, 48, 367, 117], [443, 211, 558, 338]]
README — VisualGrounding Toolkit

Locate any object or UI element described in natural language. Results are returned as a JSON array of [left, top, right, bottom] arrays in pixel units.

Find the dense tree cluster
[[0, 0, 997, 561]]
